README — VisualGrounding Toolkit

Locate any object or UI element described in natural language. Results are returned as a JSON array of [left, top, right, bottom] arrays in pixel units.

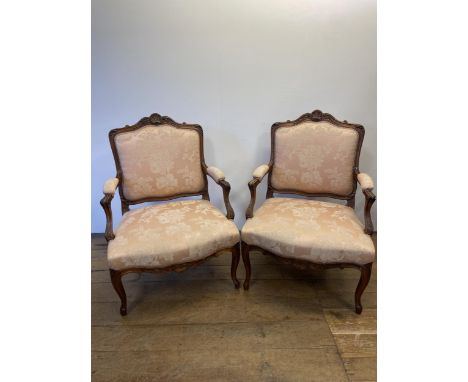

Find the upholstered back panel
[[114, 124, 205, 200], [271, 121, 359, 196]]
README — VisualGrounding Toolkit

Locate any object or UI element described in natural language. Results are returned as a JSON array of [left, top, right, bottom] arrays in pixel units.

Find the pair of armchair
[[100, 110, 376, 317]]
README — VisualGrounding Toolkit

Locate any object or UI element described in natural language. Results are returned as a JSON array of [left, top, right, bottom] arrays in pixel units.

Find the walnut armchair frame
[[243, 110, 376, 314], [100, 113, 240, 316]]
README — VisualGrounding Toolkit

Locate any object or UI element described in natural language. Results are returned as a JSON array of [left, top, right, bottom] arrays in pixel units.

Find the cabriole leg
[[241, 241, 251, 290], [231, 242, 240, 289], [110, 269, 127, 316], [354, 263, 373, 314]]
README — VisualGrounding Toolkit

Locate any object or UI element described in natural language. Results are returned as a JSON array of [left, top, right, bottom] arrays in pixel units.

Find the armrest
[[205, 166, 234, 220], [357, 173, 374, 191], [103, 177, 119, 194], [100, 177, 119, 241], [355, 171, 376, 235], [252, 164, 270, 180], [206, 166, 225, 183], [246, 164, 271, 219]]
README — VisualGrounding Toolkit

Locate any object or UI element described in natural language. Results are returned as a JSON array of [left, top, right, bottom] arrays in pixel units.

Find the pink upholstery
[[271, 121, 359, 196], [108, 200, 239, 270], [114, 124, 205, 200], [242, 198, 375, 265]]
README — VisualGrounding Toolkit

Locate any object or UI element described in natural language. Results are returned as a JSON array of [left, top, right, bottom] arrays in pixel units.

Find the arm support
[[246, 164, 271, 219], [205, 166, 234, 220], [100, 177, 119, 241], [356, 172, 376, 235]]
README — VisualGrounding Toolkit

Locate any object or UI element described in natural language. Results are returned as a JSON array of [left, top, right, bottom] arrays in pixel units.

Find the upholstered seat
[[108, 200, 239, 270], [242, 198, 375, 265]]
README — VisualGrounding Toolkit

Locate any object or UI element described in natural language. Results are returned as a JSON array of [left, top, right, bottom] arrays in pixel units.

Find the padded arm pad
[[253, 164, 270, 180], [103, 177, 119, 194], [206, 166, 225, 183], [357, 173, 374, 191]]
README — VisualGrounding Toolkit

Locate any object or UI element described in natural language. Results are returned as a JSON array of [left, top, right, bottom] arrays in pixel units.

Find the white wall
[[92, 0, 376, 232]]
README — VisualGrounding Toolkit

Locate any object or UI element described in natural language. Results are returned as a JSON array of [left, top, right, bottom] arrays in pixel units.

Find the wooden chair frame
[[100, 113, 240, 316], [243, 110, 376, 314]]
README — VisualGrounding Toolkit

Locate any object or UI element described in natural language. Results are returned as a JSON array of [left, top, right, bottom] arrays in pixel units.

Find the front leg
[[230, 242, 241, 289], [110, 269, 127, 316], [241, 241, 252, 290], [354, 263, 372, 314]]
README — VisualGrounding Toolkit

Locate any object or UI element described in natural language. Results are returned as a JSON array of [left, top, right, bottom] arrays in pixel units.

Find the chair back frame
[[108, 113, 210, 214]]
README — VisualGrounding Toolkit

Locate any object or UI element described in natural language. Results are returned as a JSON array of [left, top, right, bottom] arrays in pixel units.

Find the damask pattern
[[108, 200, 240, 270], [241, 198, 375, 265], [271, 121, 358, 195], [115, 124, 205, 200]]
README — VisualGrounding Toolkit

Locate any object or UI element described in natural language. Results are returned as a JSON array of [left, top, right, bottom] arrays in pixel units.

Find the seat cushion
[[108, 200, 239, 270], [241, 198, 375, 265]]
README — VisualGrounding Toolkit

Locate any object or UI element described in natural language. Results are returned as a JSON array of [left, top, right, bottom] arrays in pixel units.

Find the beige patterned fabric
[[271, 121, 359, 196], [241, 198, 375, 265], [253, 164, 270, 180], [115, 124, 205, 200], [357, 173, 374, 191], [103, 177, 119, 194], [206, 166, 225, 182], [108, 200, 239, 270]]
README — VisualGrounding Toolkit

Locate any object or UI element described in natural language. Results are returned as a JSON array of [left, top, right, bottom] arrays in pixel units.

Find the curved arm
[[355, 171, 376, 235], [246, 164, 271, 219], [100, 177, 119, 241], [205, 166, 234, 220]]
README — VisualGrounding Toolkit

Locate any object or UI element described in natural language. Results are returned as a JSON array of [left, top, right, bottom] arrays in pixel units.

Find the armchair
[[241, 110, 376, 314], [100, 113, 240, 316]]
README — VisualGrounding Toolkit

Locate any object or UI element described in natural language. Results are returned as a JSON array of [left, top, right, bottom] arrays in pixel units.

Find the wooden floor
[[92, 234, 376, 382]]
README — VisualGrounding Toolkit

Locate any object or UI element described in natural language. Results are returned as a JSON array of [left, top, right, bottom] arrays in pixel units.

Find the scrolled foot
[[355, 304, 362, 315], [243, 280, 250, 290], [120, 306, 127, 316]]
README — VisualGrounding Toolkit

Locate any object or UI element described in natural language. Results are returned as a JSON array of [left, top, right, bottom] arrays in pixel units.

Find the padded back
[[114, 124, 205, 200], [271, 121, 359, 196]]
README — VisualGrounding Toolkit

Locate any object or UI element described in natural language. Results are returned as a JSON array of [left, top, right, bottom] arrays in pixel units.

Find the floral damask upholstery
[[241, 198, 375, 265], [114, 124, 205, 201], [108, 200, 239, 270], [271, 121, 359, 196]]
